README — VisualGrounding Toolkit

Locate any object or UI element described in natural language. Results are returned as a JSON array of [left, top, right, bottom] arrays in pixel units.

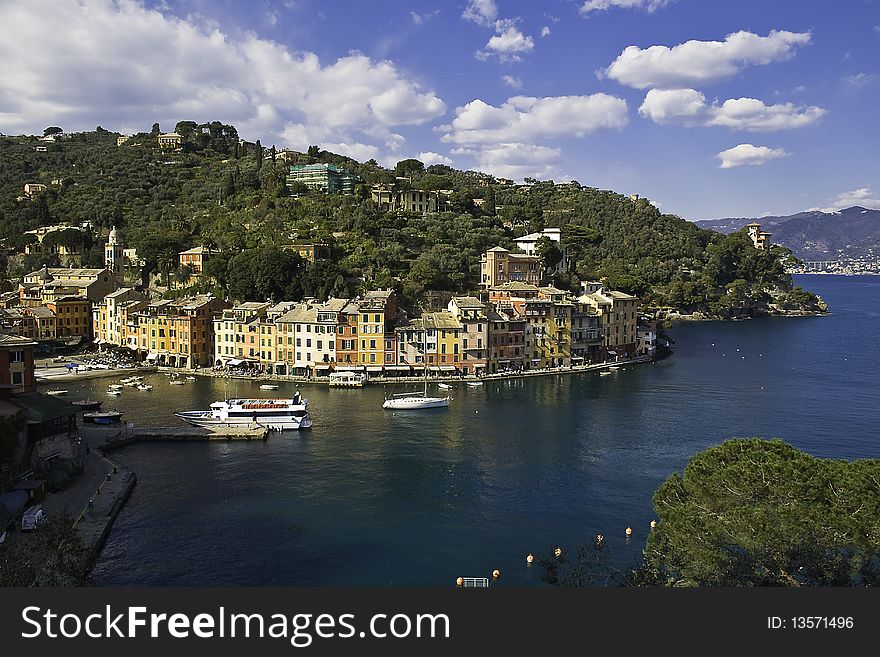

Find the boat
[[108, 384, 123, 390], [175, 395, 312, 430], [260, 383, 279, 390], [45, 389, 68, 396], [170, 380, 186, 385], [466, 382, 483, 388], [83, 410, 124, 424], [608, 365, 620, 371], [185, 376, 197, 381], [108, 389, 122, 396], [72, 399, 103, 411], [328, 371, 366, 388], [600, 371, 612, 376], [437, 382, 452, 390], [137, 384, 153, 391], [383, 330, 449, 410]]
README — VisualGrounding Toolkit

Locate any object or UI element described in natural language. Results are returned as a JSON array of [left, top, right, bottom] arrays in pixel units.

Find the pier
[[81, 424, 269, 451]]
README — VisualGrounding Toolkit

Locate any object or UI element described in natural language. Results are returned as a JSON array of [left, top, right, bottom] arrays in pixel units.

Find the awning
[[145, 353, 159, 361], [226, 358, 243, 366], [387, 365, 411, 371], [439, 365, 456, 371], [428, 366, 441, 371], [365, 365, 383, 372], [274, 361, 286, 366], [335, 366, 356, 371], [314, 364, 331, 370]]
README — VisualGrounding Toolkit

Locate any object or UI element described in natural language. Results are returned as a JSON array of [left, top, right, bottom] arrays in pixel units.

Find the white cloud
[[540, 26, 551, 38], [580, 0, 675, 15], [452, 143, 563, 180], [477, 19, 535, 62], [0, 0, 446, 159], [707, 98, 826, 131], [843, 72, 879, 88], [638, 88, 706, 124], [820, 188, 880, 212], [462, 0, 497, 27], [442, 94, 628, 144], [501, 75, 523, 89], [716, 144, 787, 169], [639, 89, 826, 131], [416, 151, 454, 166], [322, 141, 381, 163], [410, 9, 440, 25], [603, 30, 812, 89]]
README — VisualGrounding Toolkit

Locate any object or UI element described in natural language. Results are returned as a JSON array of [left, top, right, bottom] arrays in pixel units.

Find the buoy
[[554, 547, 562, 558], [492, 569, 500, 579], [526, 553, 534, 564], [595, 534, 605, 546], [650, 519, 657, 529], [625, 527, 632, 536], [456, 577, 463, 587]]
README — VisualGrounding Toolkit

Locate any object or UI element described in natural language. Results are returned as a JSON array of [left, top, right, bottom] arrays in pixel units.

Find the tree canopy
[[642, 439, 880, 586]]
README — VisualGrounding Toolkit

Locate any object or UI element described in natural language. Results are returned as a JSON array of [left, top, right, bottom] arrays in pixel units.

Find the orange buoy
[[554, 547, 562, 558], [526, 553, 534, 564], [650, 519, 657, 529], [456, 576, 463, 587], [492, 569, 500, 579], [625, 527, 633, 536]]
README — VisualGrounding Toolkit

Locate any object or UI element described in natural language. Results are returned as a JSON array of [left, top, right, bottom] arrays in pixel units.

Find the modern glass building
[[286, 163, 359, 195]]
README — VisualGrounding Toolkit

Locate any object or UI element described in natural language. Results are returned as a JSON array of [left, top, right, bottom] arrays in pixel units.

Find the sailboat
[[383, 323, 450, 410]]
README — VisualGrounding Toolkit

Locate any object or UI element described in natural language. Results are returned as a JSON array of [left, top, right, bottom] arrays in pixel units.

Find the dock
[[81, 424, 269, 451]]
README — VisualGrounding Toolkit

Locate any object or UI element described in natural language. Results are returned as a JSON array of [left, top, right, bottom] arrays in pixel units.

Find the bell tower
[[106, 225, 125, 283]]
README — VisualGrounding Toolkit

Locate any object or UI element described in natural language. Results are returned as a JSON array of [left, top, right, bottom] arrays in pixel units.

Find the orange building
[[135, 295, 228, 368], [0, 334, 36, 392], [47, 296, 91, 339]]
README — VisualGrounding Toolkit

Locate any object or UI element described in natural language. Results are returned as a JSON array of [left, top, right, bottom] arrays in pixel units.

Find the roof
[[606, 290, 637, 301], [0, 333, 37, 348], [234, 302, 271, 311], [421, 311, 460, 330], [539, 286, 568, 296], [105, 287, 138, 299], [486, 246, 509, 252], [11, 392, 78, 423], [364, 289, 393, 301], [28, 307, 55, 318], [179, 246, 215, 256], [451, 296, 484, 309], [490, 282, 540, 292]]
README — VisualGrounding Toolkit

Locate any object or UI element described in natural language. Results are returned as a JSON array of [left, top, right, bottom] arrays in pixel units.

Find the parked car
[[21, 506, 46, 531]]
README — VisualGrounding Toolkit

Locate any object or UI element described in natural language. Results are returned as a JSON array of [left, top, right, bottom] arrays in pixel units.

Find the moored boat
[[437, 382, 452, 390], [328, 372, 366, 388], [260, 383, 279, 390], [45, 389, 68, 396], [137, 384, 153, 391], [175, 395, 312, 430], [72, 399, 103, 411], [466, 382, 483, 388], [83, 410, 124, 424]]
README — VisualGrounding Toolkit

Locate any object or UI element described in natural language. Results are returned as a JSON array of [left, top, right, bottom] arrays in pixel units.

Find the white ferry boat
[[175, 396, 312, 430]]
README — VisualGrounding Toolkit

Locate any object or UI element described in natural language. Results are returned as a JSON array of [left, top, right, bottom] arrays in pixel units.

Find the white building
[[513, 227, 566, 272]]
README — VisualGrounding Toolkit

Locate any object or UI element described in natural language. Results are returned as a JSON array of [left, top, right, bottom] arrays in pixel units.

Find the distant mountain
[[696, 206, 880, 260]]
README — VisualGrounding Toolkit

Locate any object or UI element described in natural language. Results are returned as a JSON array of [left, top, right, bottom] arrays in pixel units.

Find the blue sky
[[0, 0, 877, 219]]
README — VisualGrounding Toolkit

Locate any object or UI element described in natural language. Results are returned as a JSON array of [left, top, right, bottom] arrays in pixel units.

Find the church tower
[[105, 225, 125, 283]]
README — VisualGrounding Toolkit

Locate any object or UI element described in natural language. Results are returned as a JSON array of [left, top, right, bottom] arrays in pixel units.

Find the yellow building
[[578, 288, 638, 358], [213, 302, 271, 367], [356, 290, 397, 371], [396, 311, 461, 375], [92, 288, 147, 347], [158, 132, 182, 149], [47, 296, 91, 339], [135, 295, 228, 368]]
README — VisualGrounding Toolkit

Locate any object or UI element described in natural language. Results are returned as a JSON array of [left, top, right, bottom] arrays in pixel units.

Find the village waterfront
[[37, 276, 879, 586]]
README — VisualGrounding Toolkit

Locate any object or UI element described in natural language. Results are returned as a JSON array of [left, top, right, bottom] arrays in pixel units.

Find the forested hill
[[0, 125, 822, 316]]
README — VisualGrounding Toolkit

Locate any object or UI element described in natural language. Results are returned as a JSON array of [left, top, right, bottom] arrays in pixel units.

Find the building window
[[10, 350, 23, 363]]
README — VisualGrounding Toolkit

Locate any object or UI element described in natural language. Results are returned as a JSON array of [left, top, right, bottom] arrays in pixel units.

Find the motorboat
[[137, 384, 153, 391], [260, 383, 279, 390], [170, 379, 186, 385], [72, 399, 103, 411], [328, 372, 366, 388], [175, 396, 312, 430], [466, 382, 483, 388], [185, 376, 197, 381], [437, 382, 452, 390], [83, 410, 124, 424], [45, 389, 68, 396], [108, 389, 122, 396], [108, 384, 123, 390]]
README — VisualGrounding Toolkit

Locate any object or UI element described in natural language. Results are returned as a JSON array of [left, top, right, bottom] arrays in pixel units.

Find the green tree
[[535, 236, 563, 270], [43, 126, 63, 137], [255, 139, 263, 171], [395, 158, 425, 178], [227, 246, 305, 302], [642, 439, 880, 586]]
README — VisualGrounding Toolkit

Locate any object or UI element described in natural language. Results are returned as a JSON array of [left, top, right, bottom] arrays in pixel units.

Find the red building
[[0, 334, 36, 393]]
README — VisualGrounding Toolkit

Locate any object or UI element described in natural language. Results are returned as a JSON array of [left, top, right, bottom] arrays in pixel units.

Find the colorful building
[[481, 247, 542, 288], [448, 296, 488, 376], [134, 295, 228, 368], [92, 288, 146, 347], [0, 334, 36, 393], [46, 296, 90, 339], [579, 288, 639, 358]]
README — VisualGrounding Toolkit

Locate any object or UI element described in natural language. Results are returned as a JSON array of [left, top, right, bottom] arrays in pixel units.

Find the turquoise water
[[70, 275, 879, 586]]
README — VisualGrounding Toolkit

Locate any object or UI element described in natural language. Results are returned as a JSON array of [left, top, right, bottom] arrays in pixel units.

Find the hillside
[[697, 206, 880, 260], [0, 125, 823, 317]]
